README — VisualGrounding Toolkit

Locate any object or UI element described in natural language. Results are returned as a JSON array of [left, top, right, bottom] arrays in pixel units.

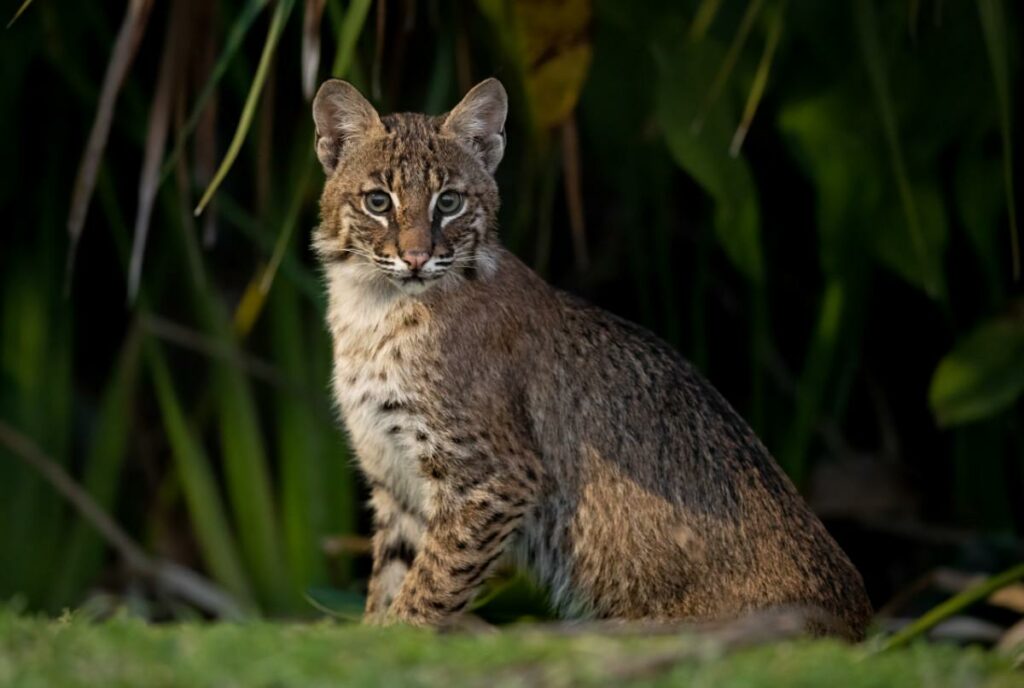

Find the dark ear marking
[[441, 78, 508, 174], [312, 79, 383, 175]]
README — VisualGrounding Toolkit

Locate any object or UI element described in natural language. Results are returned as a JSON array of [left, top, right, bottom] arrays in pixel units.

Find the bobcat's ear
[[312, 79, 383, 175], [441, 78, 508, 174]]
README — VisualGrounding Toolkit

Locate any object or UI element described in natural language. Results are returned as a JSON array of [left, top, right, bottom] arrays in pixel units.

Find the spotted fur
[[312, 79, 872, 637]]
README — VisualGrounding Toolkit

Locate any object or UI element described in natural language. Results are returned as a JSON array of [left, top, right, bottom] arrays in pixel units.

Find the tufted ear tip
[[466, 78, 508, 112], [443, 78, 509, 174], [312, 79, 382, 174]]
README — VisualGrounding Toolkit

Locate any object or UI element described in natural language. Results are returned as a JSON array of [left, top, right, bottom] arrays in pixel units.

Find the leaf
[[194, 0, 296, 216], [50, 327, 143, 607], [477, 0, 593, 131], [66, 0, 155, 285], [779, 279, 847, 485], [146, 340, 254, 607], [778, 89, 878, 277], [977, 0, 1020, 280], [159, 0, 271, 187], [689, 0, 724, 41], [5, 0, 36, 28], [128, 3, 185, 301], [730, 0, 785, 156], [855, 0, 939, 300], [214, 193, 324, 307], [872, 183, 947, 299], [270, 281, 326, 606], [655, 40, 763, 284], [330, 0, 372, 79], [929, 315, 1024, 426], [955, 149, 1004, 299], [692, 0, 764, 135]]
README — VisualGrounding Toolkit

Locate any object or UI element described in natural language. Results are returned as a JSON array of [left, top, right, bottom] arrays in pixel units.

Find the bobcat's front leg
[[365, 486, 425, 622], [388, 471, 538, 627]]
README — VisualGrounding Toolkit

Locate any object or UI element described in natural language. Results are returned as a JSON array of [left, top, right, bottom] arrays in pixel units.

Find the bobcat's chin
[[390, 273, 443, 294]]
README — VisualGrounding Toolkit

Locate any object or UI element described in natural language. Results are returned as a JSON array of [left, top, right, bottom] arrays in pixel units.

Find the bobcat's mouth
[[391, 270, 446, 293]]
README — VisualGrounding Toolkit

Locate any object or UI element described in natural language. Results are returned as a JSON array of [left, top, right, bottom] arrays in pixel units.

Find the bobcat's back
[[431, 251, 873, 637]]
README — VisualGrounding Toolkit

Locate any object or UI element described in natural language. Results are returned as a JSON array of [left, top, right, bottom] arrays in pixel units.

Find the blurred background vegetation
[[0, 0, 1022, 637]]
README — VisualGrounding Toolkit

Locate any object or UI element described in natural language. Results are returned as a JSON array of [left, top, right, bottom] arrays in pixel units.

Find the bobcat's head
[[312, 79, 506, 292]]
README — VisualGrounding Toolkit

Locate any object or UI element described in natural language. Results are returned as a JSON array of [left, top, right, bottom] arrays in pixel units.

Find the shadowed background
[[0, 0, 1021, 633]]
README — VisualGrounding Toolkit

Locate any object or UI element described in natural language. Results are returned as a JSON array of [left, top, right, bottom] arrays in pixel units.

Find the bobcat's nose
[[401, 250, 430, 272]]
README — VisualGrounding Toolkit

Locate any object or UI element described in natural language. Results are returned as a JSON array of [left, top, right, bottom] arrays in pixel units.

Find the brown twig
[[141, 313, 290, 391], [66, 0, 155, 292], [128, 0, 186, 302], [302, 0, 327, 101]]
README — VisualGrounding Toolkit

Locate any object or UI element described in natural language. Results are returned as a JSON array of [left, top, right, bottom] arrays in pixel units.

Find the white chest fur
[[325, 263, 436, 519]]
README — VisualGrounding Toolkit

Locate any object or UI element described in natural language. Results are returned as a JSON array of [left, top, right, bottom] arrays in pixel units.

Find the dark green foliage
[[0, 0, 1020, 619]]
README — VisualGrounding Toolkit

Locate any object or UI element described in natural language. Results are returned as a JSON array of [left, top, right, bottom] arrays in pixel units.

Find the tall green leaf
[[50, 326, 143, 607], [330, 0, 372, 79], [977, 0, 1020, 280], [195, 0, 296, 216], [855, 0, 942, 300], [146, 341, 254, 608], [779, 279, 846, 486], [655, 40, 763, 285], [269, 280, 326, 608]]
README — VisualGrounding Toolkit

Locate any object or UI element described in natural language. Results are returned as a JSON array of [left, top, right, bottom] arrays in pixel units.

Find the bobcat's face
[[313, 80, 506, 293]]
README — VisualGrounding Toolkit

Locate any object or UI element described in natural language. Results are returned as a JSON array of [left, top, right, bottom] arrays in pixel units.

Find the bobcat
[[312, 78, 872, 638]]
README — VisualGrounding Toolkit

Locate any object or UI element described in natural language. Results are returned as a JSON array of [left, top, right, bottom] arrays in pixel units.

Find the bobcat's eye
[[436, 190, 464, 215], [364, 190, 392, 214]]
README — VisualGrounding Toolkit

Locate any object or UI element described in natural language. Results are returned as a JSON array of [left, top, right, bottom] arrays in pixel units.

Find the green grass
[[0, 610, 1019, 687]]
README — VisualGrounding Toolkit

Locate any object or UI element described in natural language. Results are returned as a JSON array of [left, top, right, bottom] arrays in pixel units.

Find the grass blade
[[691, 0, 764, 135], [307, 317, 357, 584], [977, 0, 1020, 280], [260, 152, 316, 295], [171, 193, 291, 611], [216, 193, 324, 307], [233, 135, 317, 338], [882, 563, 1024, 650], [128, 3, 184, 302], [213, 351, 290, 611], [65, 0, 154, 287], [855, 0, 936, 299], [302, 0, 327, 101], [0, 415, 245, 618], [270, 280, 326, 609], [5, 0, 36, 29], [146, 340, 254, 608], [0, 250, 73, 609], [50, 326, 143, 607], [331, 0, 372, 78], [689, 0, 724, 41], [780, 279, 846, 487], [194, 0, 296, 216], [730, 0, 785, 157], [159, 0, 271, 188], [560, 117, 589, 272]]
